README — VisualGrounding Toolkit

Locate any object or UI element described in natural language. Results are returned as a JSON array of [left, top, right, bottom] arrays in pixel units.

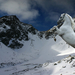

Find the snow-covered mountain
[[0, 15, 75, 75], [0, 15, 56, 49]]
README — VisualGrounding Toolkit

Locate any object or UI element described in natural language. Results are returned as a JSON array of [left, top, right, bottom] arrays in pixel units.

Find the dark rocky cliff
[[0, 15, 56, 49]]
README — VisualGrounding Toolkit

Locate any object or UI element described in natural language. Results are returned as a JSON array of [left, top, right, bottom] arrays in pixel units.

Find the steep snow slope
[[25, 55, 75, 75], [0, 34, 75, 75], [1, 33, 75, 64]]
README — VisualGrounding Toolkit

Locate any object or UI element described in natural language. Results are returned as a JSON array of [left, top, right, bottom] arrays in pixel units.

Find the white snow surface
[[54, 13, 75, 48], [0, 33, 75, 75]]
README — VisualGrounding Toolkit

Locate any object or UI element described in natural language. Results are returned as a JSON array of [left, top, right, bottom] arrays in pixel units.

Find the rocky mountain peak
[[0, 15, 19, 22], [0, 15, 56, 49]]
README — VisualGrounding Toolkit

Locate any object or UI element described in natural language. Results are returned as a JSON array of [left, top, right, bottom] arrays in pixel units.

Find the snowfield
[[0, 33, 75, 75]]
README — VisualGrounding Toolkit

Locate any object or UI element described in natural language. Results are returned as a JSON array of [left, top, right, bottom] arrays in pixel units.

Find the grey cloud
[[0, 0, 74, 22], [34, 0, 75, 22], [0, 0, 39, 20], [34, 0, 74, 12]]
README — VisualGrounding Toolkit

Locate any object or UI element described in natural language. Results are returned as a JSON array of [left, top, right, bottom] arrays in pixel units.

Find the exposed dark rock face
[[0, 15, 56, 49]]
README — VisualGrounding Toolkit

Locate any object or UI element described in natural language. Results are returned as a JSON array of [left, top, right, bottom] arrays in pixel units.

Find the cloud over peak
[[0, 0, 39, 20]]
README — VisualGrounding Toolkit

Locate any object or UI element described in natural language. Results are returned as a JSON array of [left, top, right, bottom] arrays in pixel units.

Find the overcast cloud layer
[[0, 0, 75, 31]]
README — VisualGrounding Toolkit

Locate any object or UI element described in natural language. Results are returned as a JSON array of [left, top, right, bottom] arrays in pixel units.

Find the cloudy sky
[[0, 0, 75, 31]]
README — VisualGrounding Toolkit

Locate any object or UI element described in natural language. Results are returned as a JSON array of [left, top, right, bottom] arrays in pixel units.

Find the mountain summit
[[0, 15, 56, 49]]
